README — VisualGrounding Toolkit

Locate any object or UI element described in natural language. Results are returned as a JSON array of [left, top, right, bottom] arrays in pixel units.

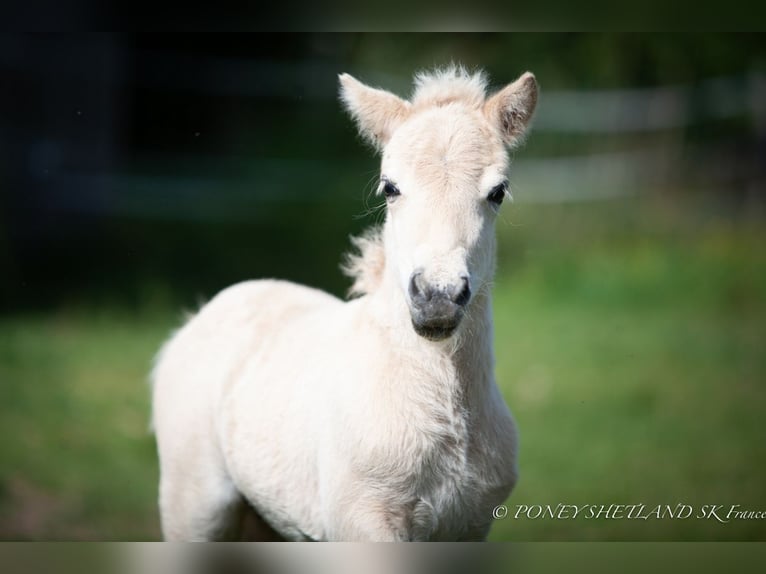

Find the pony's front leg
[[322, 480, 436, 542], [325, 495, 413, 541]]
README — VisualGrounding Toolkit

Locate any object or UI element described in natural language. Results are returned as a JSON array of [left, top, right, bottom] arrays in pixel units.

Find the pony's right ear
[[339, 73, 411, 151]]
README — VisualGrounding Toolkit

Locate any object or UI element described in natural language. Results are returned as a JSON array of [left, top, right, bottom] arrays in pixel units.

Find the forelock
[[411, 65, 488, 110]]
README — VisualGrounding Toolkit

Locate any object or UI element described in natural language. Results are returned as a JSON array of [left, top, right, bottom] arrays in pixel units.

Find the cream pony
[[152, 66, 538, 541]]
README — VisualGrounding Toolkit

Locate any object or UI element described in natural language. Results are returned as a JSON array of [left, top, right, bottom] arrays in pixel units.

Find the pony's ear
[[484, 71, 538, 147], [339, 73, 411, 150]]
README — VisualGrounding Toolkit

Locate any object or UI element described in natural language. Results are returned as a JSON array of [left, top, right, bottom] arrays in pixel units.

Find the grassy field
[[1, 196, 764, 540]]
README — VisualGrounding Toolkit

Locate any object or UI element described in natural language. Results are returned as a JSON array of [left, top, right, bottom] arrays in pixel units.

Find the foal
[[152, 66, 538, 541]]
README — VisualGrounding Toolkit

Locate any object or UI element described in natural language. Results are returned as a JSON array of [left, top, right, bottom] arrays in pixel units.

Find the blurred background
[[0, 33, 764, 540]]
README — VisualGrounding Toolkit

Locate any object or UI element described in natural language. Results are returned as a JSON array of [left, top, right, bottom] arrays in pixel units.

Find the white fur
[[152, 67, 538, 541]]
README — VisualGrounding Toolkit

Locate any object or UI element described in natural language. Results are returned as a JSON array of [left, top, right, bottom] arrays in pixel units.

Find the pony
[[151, 66, 538, 541]]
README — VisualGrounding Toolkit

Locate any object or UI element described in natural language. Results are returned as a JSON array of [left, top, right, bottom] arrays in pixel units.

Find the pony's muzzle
[[408, 272, 471, 341]]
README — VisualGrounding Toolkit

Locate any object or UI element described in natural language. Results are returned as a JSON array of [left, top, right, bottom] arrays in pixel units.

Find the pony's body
[[154, 278, 515, 540], [152, 67, 538, 541]]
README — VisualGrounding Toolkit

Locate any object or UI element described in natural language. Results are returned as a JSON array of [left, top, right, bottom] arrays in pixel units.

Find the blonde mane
[[411, 65, 488, 111], [342, 225, 385, 298]]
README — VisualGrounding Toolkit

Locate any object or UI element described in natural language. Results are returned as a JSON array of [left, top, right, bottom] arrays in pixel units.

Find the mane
[[411, 65, 488, 111], [342, 225, 385, 298]]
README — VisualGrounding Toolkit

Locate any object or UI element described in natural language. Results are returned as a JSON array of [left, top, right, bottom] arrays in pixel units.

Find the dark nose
[[409, 272, 471, 309], [408, 272, 471, 340]]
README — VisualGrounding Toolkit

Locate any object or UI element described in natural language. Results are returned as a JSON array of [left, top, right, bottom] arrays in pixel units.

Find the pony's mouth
[[410, 310, 464, 341]]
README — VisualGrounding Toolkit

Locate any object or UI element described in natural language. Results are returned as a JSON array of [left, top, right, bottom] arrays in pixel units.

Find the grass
[[1, 196, 764, 540], [0, 308, 173, 540], [490, 196, 766, 540]]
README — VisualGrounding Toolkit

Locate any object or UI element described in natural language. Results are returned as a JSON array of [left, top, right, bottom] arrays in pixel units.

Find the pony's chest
[[403, 406, 517, 539], [409, 439, 494, 537], [348, 375, 516, 539], [387, 421, 496, 536]]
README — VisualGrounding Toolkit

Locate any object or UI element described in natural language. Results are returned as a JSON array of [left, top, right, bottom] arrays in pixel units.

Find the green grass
[[490, 197, 766, 540], [0, 308, 174, 540], [1, 196, 764, 540]]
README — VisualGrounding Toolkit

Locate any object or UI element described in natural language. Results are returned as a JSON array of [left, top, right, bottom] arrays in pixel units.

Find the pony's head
[[340, 66, 537, 341]]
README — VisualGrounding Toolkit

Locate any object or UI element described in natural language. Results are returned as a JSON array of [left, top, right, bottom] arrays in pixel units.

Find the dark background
[[2, 33, 764, 312]]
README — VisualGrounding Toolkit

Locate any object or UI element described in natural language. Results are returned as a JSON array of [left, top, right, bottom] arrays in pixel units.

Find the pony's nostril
[[409, 272, 428, 303], [453, 278, 471, 307]]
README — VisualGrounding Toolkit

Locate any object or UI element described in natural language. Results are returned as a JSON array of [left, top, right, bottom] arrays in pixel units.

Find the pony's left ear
[[339, 73, 411, 151], [484, 72, 538, 147]]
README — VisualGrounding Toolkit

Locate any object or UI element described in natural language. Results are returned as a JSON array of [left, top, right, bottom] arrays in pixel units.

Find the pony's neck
[[366, 265, 495, 401]]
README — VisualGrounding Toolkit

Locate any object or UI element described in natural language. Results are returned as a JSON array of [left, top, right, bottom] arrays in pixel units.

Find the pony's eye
[[487, 181, 508, 206], [382, 180, 401, 200]]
